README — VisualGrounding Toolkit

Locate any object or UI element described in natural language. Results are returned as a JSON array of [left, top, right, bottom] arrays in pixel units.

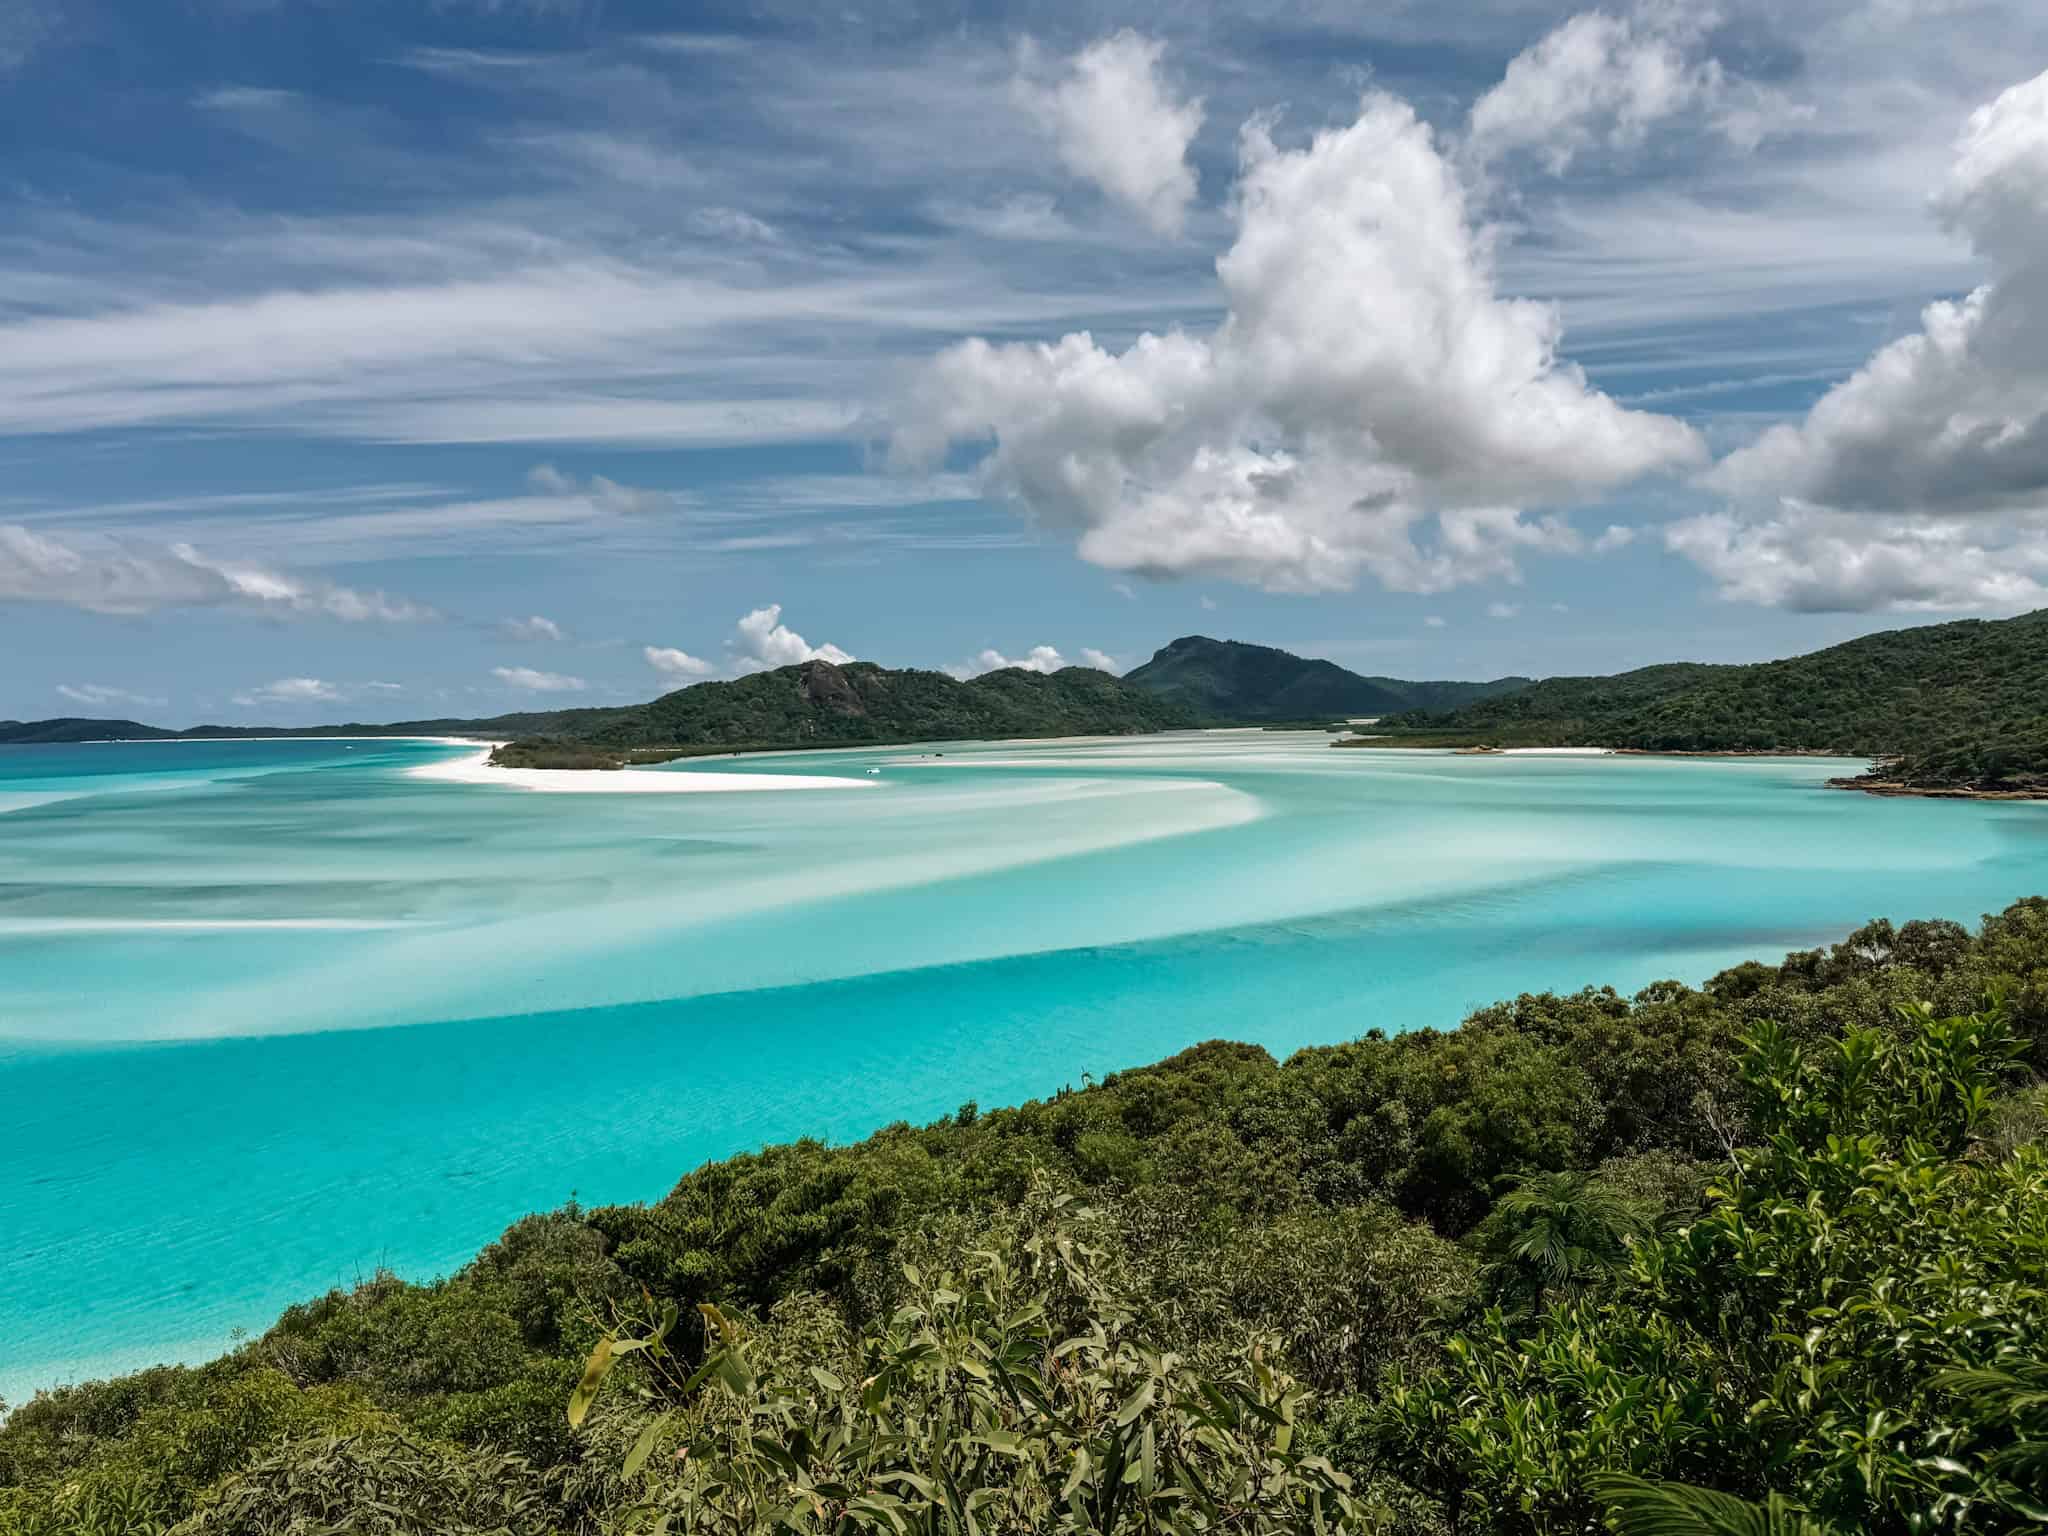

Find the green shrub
[[173, 1432, 557, 1535]]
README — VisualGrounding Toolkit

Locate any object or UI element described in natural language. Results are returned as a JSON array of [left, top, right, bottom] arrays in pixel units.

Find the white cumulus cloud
[[1014, 31, 1202, 237], [1079, 648, 1120, 673], [1692, 67, 2048, 611], [730, 604, 853, 675], [502, 614, 563, 641], [895, 91, 1702, 596], [1665, 506, 2048, 613], [1466, 8, 1806, 173], [644, 644, 715, 679], [492, 666, 587, 693], [947, 644, 1067, 680], [1711, 68, 2048, 521]]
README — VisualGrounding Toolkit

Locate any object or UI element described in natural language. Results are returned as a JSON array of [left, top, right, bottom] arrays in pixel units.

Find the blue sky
[[3, 0, 2046, 723]]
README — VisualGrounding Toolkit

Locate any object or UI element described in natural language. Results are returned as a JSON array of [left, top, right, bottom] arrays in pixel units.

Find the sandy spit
[[405, 749, 877, 794]]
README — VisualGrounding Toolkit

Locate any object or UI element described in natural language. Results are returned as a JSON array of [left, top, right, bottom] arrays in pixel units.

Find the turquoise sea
[[5, 732, 2047, 1406]]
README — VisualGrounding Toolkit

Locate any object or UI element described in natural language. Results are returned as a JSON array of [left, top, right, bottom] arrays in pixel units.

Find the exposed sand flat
[[406, 748, 876, 793]]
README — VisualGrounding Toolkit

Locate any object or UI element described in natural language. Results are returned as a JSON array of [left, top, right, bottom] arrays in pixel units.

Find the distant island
[[481, 642, 1541, 767], [1349, 609, 2048, 800], [487, 659, 1202, 768], [10, 613, 2048, 795]]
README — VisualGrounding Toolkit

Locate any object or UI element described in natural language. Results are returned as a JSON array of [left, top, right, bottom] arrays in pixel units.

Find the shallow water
[[4, 732, 2046, 1403]]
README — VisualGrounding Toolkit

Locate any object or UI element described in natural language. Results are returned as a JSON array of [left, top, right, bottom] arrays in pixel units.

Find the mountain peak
[[1123, 637, 1527, 722]]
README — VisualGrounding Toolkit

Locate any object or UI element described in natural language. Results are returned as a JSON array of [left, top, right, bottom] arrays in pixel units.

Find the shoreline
[[92, 734, 494, 746], [1827, 776, 2048, 803], [405, 747, 877, 794]]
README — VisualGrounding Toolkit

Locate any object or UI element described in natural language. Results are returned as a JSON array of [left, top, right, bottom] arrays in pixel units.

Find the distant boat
[[866, 768, 881, 775]]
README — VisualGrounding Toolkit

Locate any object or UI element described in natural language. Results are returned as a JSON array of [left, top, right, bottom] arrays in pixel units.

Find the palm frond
[[1591, 1474, 1844, 1536]]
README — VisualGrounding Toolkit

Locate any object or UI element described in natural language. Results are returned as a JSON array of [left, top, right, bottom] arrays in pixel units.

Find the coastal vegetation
[[7, 901, 2048, 1533], [484, 743, 746, 771], [1368, 609, 2048, 794]]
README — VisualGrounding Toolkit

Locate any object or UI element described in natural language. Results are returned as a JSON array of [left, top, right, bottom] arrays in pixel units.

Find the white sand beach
[[406, 748, 876, 793], [105, 734, 490, 746], [1498, 747, 1613, 756]]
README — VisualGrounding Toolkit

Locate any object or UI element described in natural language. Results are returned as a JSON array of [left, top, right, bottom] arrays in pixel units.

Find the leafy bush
[[0, 1371, 388, 1536], [569, 1184, 1398, 1534], [1377, 1002, 2048, 1533], [173, 1432, 557, 1535]]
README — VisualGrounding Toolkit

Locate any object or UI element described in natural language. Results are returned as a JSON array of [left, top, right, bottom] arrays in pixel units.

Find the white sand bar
[[1499, 747, 1613, 756], [406, 749, 876, 793]]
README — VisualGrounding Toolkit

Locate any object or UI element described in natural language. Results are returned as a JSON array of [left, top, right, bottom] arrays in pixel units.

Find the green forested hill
[[1375, 661, 1736, 743], [6, 901, 2047, 1533], [539, 659, 1199, 755], [1381, 610, 2048, 789], [0, 717, 180, 744], [1122, 635, 1530, 721]]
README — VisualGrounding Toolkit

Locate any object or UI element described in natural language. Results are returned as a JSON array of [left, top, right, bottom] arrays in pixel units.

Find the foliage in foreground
[[1379, 1003, 2048, 1533], [5, 902, 2048, 1533], [568, 1185, 1390, 1534]]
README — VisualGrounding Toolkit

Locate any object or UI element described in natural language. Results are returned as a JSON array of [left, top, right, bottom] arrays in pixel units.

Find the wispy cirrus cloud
[[491, 665, 586, 693], [0, 523, 434, 621], [230, 677, 403, 708], [0, 0, 56, 74], [57, 682, 167, 710], [235, 677, 340, 706]]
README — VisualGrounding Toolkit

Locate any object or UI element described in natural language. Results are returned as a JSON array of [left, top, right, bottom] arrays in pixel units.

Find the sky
[[3, 0, 2047, 724]]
